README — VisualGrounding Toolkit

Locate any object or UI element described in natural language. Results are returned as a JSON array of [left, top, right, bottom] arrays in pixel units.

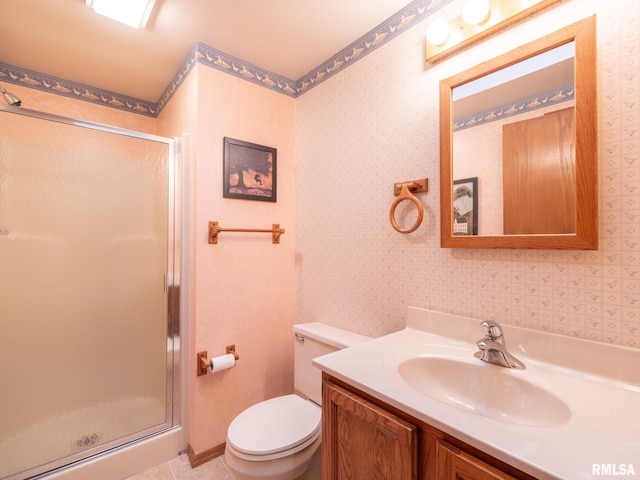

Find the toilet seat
[[227, 394, 321, 461]]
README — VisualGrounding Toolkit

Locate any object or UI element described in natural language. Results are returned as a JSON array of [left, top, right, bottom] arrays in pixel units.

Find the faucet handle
[[480, 320, 503, 339]]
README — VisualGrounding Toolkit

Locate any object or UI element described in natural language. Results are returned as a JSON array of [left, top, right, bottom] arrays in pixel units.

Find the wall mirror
[[440, 16, 597, 249]]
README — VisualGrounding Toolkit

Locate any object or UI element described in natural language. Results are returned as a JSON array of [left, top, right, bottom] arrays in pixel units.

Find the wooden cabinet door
[[323, 380, 417, 480], [438, 442, 518, 480]]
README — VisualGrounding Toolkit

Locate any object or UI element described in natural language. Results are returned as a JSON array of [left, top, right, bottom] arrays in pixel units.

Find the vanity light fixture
[[425, 0, 560, 63], [85, 0, 156, 29]]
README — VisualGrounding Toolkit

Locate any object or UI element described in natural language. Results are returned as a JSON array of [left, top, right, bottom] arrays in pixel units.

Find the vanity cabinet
[[322, 375, 536, 480], [322, 379, 417, 479]]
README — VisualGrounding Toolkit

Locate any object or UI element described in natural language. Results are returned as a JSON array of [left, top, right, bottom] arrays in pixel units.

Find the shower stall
[[0, 105, 185, 480]]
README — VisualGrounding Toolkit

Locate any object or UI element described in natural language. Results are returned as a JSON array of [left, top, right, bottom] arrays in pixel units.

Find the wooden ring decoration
[[389, 183, 424, 233]]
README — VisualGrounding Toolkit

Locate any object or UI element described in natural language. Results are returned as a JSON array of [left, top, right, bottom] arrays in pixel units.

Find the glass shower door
[[0, 109, 177, 480]]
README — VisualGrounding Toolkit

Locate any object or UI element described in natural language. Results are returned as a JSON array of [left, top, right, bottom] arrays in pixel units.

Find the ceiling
[[454, 58, 575, 119], [0, 0, 416, 103]]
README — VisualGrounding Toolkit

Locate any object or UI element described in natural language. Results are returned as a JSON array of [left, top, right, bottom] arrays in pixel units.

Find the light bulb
[[426, 19, 450, 46], [462, 0, 490, 26]]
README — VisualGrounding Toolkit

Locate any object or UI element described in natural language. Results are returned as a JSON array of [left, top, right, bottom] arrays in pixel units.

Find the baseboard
[[187, 442, 226, 468]]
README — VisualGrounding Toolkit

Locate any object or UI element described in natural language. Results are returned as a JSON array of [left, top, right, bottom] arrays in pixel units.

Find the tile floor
[[125, 453, 235, 480]]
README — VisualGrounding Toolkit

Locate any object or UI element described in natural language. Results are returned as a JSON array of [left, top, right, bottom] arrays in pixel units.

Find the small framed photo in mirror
[[223, 137, 277, 202], [453, 177, 478, 236]]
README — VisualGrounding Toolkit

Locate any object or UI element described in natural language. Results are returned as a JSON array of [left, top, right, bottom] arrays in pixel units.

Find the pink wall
[[159, 65, 296, 455]]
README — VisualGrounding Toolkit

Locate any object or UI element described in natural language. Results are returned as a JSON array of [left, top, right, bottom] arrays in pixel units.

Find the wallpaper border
[[0, 0, 451, 117], [453, 84, 575, 131], [0, 62, 159, 117]]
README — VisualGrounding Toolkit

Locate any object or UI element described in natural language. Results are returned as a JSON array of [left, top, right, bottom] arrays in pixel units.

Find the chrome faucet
[[474, 321, 525, 369]]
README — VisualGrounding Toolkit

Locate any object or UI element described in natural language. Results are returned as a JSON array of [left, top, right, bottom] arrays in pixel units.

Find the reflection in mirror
[[454, 42, 575, 236], [440, 16, 597, 249]]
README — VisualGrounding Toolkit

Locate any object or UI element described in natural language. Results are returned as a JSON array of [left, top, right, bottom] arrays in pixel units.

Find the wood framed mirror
[[440, 16, 597, 249]]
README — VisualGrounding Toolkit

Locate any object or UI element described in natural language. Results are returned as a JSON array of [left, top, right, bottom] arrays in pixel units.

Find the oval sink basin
[[398, 356, 571, 427]]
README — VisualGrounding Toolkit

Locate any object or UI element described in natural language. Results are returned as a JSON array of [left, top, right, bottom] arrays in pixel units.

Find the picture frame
[[453, 177, 478, 236], [223, 137, 277, 202]]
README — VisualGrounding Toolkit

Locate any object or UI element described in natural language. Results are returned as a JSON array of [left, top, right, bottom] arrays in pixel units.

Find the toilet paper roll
[[209, 353, 236, 373]]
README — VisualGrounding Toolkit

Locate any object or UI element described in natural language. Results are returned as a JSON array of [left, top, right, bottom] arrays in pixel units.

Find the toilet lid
[[227, 394, 321, 456]]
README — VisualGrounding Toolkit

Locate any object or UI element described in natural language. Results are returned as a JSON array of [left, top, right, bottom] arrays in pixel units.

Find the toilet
[[224, 322, 371, 480]]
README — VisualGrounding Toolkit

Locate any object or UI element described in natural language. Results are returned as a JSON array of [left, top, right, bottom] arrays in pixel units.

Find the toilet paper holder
[[197, 345, 239, 376]]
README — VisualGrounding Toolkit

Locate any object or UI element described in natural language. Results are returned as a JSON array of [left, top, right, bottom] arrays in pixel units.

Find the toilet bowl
[[224, 323, 371, 480], [224, 395, 321, 480]]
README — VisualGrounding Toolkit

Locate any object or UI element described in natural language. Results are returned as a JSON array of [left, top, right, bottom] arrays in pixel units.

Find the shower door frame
[[0, 104, 184, 480]]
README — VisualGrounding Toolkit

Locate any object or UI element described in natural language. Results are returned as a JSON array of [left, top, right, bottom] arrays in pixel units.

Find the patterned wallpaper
[[295, 0, 640, 349]]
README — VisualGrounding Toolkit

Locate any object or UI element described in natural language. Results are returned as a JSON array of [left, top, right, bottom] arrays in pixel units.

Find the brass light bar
[[425, 0, 560, 63]]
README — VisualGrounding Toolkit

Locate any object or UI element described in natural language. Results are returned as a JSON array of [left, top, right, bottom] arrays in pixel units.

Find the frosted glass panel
[[0, 112, 170, 479]]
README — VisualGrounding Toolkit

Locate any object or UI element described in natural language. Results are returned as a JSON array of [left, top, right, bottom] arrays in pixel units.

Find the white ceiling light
[[86, 0, 156, 29]]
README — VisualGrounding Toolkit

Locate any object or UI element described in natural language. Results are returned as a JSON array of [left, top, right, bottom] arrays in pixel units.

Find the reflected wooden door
[[503, 108, 575, 234]]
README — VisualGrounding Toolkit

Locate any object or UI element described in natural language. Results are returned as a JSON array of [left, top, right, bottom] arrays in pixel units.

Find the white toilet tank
[[293, 323, 371, 405]]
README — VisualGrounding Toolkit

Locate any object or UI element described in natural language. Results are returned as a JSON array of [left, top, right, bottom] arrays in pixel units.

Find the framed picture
[[453, 177, 478, 236], [223, 137, 277, 202]]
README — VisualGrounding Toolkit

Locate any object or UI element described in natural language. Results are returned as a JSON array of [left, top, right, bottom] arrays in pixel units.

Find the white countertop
[[313, 307, 640, 480]]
